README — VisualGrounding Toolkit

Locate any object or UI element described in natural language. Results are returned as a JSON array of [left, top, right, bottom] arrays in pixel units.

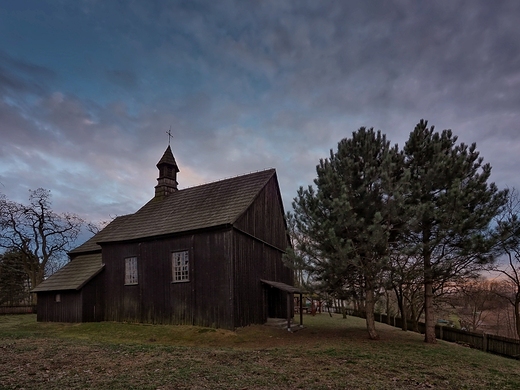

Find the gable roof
[[98, 168, 277, 243], [33, 168, 281, 294], [31, 253, 103, 292]]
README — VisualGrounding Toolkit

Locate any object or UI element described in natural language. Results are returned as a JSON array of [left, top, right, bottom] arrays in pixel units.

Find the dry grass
[[1, 314, 520, 389]]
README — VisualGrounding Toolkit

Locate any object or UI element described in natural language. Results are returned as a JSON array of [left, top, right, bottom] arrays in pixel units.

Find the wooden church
[[32, 146, 300, 330]]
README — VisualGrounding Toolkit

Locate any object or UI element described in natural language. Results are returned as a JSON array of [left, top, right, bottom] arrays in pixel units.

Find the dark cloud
[[1, 0, 520, 223], [105, 69, 138, 88], [0, 52, 55, 94]]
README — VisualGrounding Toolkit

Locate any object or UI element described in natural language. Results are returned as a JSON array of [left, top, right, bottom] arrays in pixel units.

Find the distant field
[[1, 314, 519, 389]]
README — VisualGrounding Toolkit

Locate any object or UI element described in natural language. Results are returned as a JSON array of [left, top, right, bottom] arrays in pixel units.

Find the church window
[[125, 257, 138, 285], [172, 250, 189, 282]]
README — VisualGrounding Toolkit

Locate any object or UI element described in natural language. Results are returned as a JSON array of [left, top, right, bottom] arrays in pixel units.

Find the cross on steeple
[[166, 126, 173, 146]]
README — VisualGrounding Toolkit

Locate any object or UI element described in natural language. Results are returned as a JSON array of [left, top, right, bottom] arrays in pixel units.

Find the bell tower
[[154, 145, 179, 198]]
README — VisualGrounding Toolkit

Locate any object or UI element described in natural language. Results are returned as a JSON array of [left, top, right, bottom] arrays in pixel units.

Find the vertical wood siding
[[36, 291, 82, 322], [103, 243, 141, 322], [47, 172, 292, 329], [102, 229, 234, 328], [81, 272, 104, 322], [35, 272, 104, 323], [232, 233, 292, 327], [232, 175, 294, 327], [234, 175, 289, 251]]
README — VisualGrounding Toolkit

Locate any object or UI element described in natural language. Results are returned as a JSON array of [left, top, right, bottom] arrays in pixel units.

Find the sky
[[1, 1, 520, 242]]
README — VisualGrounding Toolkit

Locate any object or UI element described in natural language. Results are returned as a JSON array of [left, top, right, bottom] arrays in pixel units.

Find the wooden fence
[[345, 310, 520, 360], [0, 305, 36, 315]]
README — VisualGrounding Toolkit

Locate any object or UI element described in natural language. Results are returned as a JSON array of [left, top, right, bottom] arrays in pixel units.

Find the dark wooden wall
[[36, 272, 104, 322], [234, 174, 289, 251], [81, 272, 105, 322], [102, 229, 234, 329], [37, 291, 82, 322], [232, 235, 291, 327], [35, 171, 293, 328], [232, 175, 294, 327]]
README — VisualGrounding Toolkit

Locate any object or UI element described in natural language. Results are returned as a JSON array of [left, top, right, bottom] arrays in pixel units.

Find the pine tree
[[403, 120, 507, 343], [0, 250, 30, 306], [288, 128, 403, 339]]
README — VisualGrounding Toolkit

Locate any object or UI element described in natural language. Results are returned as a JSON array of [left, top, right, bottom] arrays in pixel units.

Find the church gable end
[[233, 173, 289, 250]]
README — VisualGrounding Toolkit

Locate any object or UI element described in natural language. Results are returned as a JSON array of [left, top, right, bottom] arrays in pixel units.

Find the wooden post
[[483, 333, 488, 352], [299, 293, 303, 326], [287, 293, 291, 331]]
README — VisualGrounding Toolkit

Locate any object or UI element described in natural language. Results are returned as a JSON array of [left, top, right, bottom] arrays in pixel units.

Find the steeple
[[154, 145, 179, 198]]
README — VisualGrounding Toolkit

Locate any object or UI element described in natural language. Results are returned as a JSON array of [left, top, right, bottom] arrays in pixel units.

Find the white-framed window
[[172, 250, 189, 282], [125, 256, 138, 285], [55, 293, 61, 303]]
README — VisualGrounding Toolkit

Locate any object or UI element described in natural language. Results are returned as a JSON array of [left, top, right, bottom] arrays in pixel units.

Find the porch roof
[[260, 279, 302, 294]]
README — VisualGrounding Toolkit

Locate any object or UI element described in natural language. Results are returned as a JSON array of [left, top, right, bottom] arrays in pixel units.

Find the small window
[[125, 257, 138, 285], [172, 251, 189, 282], [55, 294, 61, 303]]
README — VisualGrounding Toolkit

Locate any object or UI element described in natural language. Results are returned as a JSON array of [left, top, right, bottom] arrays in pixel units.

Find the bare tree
[[486, 279, 516, 337], [490, 188, 520, 339], [441, 277, 496, 332], [0, 188, 84, 290], [86, 218, 112, 235]]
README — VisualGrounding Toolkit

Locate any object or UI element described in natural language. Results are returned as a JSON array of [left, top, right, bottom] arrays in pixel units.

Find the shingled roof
[[68, 215, 133, 255], [31, 253, 103, 292], [98, 168, 277, 243], [157, 145, 179, 172], [34, 169, 277, 293]]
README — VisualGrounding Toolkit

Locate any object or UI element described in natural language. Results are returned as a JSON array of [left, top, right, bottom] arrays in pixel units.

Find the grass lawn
[[1, 313, 519, 389]]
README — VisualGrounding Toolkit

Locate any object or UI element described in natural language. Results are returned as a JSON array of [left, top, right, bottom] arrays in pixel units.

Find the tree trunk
[[401, 295, 408, 332], [424, 252, 436, 343], [395, 285, 408, 331], [515, 293, 520, 340], [365, 285, 379, 340], [410, 302, 419, 332], [385, 290, 391, 325]]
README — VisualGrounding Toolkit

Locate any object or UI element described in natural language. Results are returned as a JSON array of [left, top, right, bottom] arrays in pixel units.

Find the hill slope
[[1, 314, 519, 389]]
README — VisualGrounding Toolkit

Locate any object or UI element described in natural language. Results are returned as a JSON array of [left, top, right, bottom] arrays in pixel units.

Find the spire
[[154, 145, 179, 198]]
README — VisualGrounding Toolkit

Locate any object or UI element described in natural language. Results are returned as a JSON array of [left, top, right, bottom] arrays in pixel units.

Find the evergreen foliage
[[287, 120, 507, 342], [0, 250, 31, 306], [403, 120, 507, 342], [287, 128, 403, 339]]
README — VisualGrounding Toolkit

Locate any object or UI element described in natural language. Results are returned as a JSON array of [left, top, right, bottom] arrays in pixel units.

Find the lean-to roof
[[31, 253, 103, 292]]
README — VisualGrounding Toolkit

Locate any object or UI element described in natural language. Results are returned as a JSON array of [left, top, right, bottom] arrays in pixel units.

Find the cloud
[[1, 0, 520, 230], [0, 51, 55, 94], [105, 69, 138, 88]]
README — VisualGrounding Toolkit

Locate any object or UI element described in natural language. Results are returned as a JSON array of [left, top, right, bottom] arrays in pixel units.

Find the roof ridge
[[181, 167, 275, 190], [95, 167, 279, 243]]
